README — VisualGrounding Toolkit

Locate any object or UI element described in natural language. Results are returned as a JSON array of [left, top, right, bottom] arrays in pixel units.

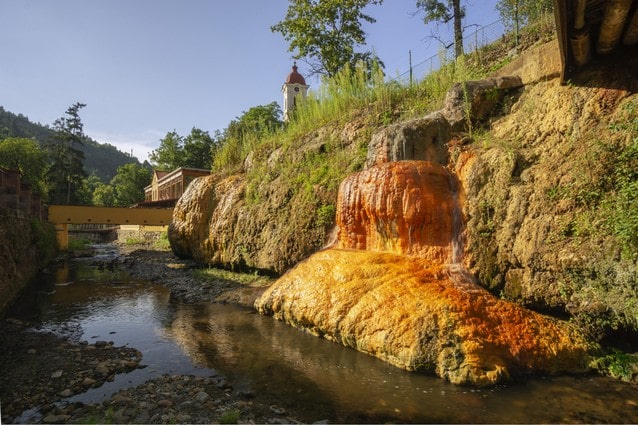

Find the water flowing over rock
[[256, 161, 592, 385], [336, 161, 459, 263]]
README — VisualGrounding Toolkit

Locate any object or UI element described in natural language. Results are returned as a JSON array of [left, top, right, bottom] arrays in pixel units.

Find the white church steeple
[[282, 62, 308, 122]]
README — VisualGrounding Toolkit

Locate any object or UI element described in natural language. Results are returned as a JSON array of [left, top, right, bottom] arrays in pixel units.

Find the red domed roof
[[285, 63, 306, 85]]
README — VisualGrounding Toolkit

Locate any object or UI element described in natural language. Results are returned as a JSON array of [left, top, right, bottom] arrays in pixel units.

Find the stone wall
[[0, 211, 56, 315]]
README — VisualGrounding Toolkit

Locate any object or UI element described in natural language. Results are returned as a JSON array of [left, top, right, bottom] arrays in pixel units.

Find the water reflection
[[9, 254, 638, 423]]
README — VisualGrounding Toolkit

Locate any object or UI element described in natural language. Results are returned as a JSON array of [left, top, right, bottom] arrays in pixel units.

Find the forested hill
[[0, 106, 142, 182]]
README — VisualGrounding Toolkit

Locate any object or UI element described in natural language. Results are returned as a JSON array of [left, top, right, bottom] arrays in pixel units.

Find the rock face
[[337, 161, 460, 263], [0, 213, 56, 313], [169, 123, 366, 274], [257, 161, 591, 385], [365, 112, 451, 168]]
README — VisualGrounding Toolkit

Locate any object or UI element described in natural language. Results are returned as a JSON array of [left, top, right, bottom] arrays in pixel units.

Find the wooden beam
[[48, 205, 173, 226]]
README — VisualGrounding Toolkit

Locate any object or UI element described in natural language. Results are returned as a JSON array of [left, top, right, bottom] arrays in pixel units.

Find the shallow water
[[8, 247, 638, 423]]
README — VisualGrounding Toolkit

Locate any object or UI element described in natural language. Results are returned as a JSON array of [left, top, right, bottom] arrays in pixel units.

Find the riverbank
[[0, 246, 317, 424]]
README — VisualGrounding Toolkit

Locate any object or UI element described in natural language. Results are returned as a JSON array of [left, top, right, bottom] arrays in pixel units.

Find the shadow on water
[[7, 247, 638, 423]]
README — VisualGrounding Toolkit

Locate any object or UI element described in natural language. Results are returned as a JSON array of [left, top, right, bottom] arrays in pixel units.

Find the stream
[[7, 245, 638, 423]]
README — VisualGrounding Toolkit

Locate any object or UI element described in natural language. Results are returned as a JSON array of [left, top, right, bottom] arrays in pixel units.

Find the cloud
[[85, 128, 164, 163]]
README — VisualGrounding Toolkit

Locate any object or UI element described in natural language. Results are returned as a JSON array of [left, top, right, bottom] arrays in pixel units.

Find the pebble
[[82, 377, 97, 387], [195, 391, 210, 402], [42, 414, 71, 423], [51, 370, 63, 379], [157, 399, 173, 408], [270, 405, 286, 415]]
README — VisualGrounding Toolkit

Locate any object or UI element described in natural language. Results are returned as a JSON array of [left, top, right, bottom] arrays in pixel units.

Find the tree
[[47, 102, 88, 204], [183, 128, 215, 169], [496, 0, 553, 38], [0, 137, 49, 198], [149, 131, 183, 170], [92, 182, 116, 206], [416, 0, 466, 58], [224, 102, 283, 141], [272, 0, 384, 77], [110, 163, 150, 206]]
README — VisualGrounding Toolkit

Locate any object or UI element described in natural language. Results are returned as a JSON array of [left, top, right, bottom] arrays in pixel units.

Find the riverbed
[[1, 244, 637, 423]]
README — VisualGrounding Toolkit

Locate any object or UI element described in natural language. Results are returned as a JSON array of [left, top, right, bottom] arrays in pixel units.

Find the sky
[[1, 0, 501, 162]]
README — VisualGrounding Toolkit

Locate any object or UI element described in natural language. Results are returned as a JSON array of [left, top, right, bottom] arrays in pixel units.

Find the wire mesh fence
[[390, 13, 555, 85]]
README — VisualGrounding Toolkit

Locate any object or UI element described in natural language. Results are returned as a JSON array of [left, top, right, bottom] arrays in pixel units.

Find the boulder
[[365, 112, 451, 168], [256, 249, 591, 385], [442, 76, 523, 131]]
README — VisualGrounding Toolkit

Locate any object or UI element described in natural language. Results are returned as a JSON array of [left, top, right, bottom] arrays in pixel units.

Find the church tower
[[282, 62, 309, 122]]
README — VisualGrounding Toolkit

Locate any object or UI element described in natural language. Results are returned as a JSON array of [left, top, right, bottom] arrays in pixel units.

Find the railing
[[390, 13, 556, 85]]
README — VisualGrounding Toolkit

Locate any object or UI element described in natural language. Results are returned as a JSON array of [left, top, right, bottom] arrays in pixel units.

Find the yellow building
[[144, 167, 210, 203]]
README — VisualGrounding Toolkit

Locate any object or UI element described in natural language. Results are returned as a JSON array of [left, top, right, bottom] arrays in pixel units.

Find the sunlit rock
[[169, 174, 246, 265], [365, 112, 451, 168], [256, 249, 591, 386], [257, 160, 592, 385], [336, 161, 462, 263]]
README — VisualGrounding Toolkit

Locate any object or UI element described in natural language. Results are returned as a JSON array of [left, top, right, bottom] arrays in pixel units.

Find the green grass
[[125, 237, 146, 246], [68, 237, 92, 251], [193, 267, 274, 287], [153, 231, 171, 250], [219, 409, 241, 424], [591, 349, 638, 382]]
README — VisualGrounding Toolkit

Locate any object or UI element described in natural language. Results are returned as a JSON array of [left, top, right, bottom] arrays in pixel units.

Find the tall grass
[[211, 14, 553, 175]]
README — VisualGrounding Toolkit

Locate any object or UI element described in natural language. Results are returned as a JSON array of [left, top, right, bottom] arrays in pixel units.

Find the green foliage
[[30, 219, 57, 261], [92, 163, 150, 207], [183, 128, 216, 169], [68, 237, 92, 251], [219, 409, 241, 424], [150, 127, 216, 170], [111, 163, 151, 206], [213, 103, 283, 171], [315, 204, 336, 228], [566, 259, 638, 340], [591, 349, 638, 382], [46, 102, 89, 205], [272, 0, 384, 77], [0, 137, 49, 197], [193, 267, 274, 287], [92, 182, 116, 206], [285, 60, 400, 134], [0, 105, 142, 184], [601, 111, 638, 258], [496, 0, 553, 32], [149, 130, 184, 170], [125, 237, 146, 246], [153, 231, 171, 250], [416, 0, 466, 57]]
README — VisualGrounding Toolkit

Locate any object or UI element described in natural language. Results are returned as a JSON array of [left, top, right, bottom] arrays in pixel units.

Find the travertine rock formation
[[256, 249, 590, 385], [256, 161, 591, 385], [336, 161, 460, 263]]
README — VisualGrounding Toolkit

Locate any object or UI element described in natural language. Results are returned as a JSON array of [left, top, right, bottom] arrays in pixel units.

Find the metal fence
[[390, 14, 555, 85]]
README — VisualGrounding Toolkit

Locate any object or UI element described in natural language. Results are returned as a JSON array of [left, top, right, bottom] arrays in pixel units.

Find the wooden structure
[[554, 0, 638, 81], [0, 168, 46, 220], [144, 167, 210, 203], [48, 205, 173, 249]]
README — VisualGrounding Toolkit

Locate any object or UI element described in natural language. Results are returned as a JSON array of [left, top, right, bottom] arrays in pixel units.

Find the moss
[[590, 349, 638, 382]]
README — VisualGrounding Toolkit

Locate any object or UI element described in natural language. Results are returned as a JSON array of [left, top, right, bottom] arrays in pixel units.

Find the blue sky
[[1, 0, 500, 162]]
